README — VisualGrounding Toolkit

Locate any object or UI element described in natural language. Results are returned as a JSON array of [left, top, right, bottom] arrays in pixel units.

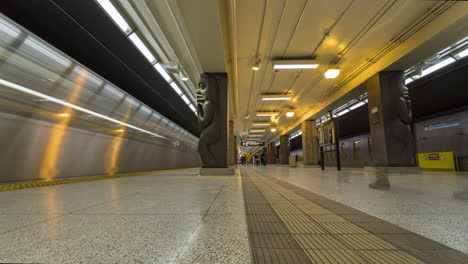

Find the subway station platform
[[1, 167, 468, 263]]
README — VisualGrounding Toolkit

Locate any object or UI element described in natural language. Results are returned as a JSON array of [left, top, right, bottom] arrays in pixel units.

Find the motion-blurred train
[[0, 14, 200, 183]]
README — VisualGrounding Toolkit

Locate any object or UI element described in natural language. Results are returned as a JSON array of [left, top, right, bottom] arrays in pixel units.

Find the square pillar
[[366, 71, 415, 167], [267, 142, 276, 164], [301, 120, 319, 165], [279, 134, 290, 164], [228, 120, 235, 166]]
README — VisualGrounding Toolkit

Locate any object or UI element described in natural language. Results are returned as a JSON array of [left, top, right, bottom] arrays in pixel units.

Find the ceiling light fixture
[[248, 134, 262, 137], [96, 0, 132, 34], [128, 33, 157, 64], [252, 58, 260, 71], [250, 129, 266, 133], [271, 128, 277, 132], [286, 112, 295, 117], [57, 113, 70, 117], [252, 122, 270, 126], [256, 112, 280, 117], [324, 67, 340, 79], [273, 60, 319, 70], [179, 71, 189, 81], [261, 94, 292, 101]]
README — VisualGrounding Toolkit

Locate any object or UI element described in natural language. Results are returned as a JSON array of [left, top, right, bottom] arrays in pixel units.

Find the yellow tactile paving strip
[[241, 167, 468, 264], [0, 167, 198, 192]]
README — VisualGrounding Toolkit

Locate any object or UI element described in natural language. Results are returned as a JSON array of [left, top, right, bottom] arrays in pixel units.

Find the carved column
[[302, 120, 319, 165], [197, 73, 229, 169], [366, 71, 415, 167], [279, 135, 290, 164]]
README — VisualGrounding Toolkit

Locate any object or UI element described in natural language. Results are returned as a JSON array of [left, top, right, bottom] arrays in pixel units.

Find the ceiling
[[119, 0, 468, 148]]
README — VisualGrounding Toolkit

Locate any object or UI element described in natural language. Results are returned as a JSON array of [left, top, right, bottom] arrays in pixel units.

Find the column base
[[199, 167, 235, 176], [301, 164, 321, 168], [364, 166, 420, 174]]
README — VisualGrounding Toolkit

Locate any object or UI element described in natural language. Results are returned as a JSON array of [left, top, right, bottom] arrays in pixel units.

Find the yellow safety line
[[0, 167, 199, 192]]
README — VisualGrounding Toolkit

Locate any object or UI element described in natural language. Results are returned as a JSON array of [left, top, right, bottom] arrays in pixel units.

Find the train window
[[101, 84, 125, 102], [0, 16, 21, 44], [20, 36, 72, 72]]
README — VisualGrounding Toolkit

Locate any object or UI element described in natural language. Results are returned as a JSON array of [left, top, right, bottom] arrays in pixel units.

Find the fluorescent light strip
[[96, 0, 132, 34], [0, 78, 166, 139], [261, 97, 292, 101], [273, 64, 318, 69], [456, 48, 468, 58], [181, 94, 190, 105], [129, 33, 156, 64], [189, 104, 197, 113], [349, 101, 365, 110], [335, 109, 349, 117], [421, 57, 456, 77], [404, 78, 414, 85], [155, 63, 172, 82], [170, 82, 182, 95], [252, 123, 270, 126]]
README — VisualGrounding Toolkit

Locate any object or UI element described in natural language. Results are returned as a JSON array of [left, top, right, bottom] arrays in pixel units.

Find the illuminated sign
[[417, 152, 457, 171], [424, 120, 460, 131]]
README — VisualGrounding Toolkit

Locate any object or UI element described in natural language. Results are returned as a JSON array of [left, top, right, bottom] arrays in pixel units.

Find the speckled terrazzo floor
[[1, 166, 468, 263], [0, 168, 251, 264]]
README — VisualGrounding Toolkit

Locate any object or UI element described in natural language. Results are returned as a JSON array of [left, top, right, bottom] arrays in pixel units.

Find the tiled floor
[[252, 165, 468, 255], [1, 166, 467, 263], [0, 169, 251, 264]]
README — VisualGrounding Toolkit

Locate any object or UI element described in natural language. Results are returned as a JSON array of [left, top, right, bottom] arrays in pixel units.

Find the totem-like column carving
[[366, 71, 415, 167], [394, 73, 415, 156], [197, 73, 228, 168]]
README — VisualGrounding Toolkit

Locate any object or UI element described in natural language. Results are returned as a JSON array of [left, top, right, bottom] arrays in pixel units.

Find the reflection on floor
[[0, 169, 251, 264], [0, 166, 467, 263]]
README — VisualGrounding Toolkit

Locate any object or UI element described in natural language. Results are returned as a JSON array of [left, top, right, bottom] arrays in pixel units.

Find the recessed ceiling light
[[286, 112, 294, 117], [261, 94, 292, 101], [270, 128, 277, 132], [273, 60, 319, 70], [256, 112, 280, 117], [248, 134, 262, 137], [57, 113, 70, 117], [324, 68, 340, 79]]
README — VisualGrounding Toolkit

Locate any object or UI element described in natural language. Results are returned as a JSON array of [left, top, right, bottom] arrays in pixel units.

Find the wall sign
[[424, 120, 460, 132], [417, 152, 457, 171]]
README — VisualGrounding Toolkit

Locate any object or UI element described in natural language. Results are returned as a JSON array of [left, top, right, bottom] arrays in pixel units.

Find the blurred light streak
[[38, 71, 86, 180]]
